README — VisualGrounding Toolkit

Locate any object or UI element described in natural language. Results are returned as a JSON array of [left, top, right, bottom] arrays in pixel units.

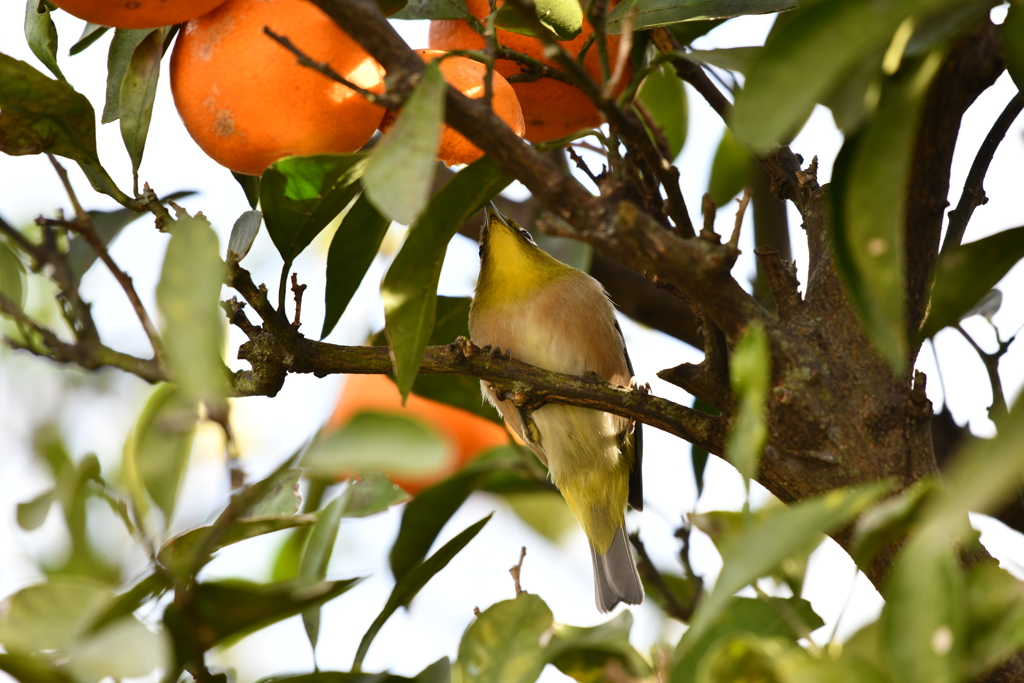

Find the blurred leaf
[[832, 51, 944, 373], [227, 210, 262, 264], [16, 487, 55, 531], [680, 483, 887, 650], [159, 515, 316, 578], [24, 0, 65, 82], [232, 170, 261, 209], [413, 659, 450, 683], [1002, 2, 1024, 93], [322, 193, 391, 338], [377, 0, 409, 16], [726, 321, 769, 482], [821, 50, 884, 133], [301, 490, 350, 651], [256, 673, 412, 683], [668, 18, 725, 45], [696, 634, 793, 683], [302, 412, 450, 482], [905, 2, 991, 58], [546, 610, 652, 680], [0, 579, 111, 654], [391, 0, 469, 20], [345, 471, 411, 518], [504, 492, 575, 541], [642, 571, 703, 620], [261, 154, 366, 265], [246, 468, 303, 517], [382, 157, 509, 400], [102, 29, 153, 123], [389, 447, 529, 581], [671, 597, 823, 682], [165, 579, 361, 653], [638, 63, 688, 159], [354, 515, 492, 669], [69, 23, 109, 56], [689, 46, 761, 74], [732, 0, 949, 151], [364, 62, 446, 225], [119, 27, 163, 180], [850, 478, 934, 568], [458, 594, 552, 683], [962, 289, 1002, 323], [0, 241, 26, 310], [0, 653, 73, 683], [690, 399, 718, 498], [85, 572, 168, 635], [964, 563, 1024, 679], [708, 128, 752, 209], [918, 226, 1024, 341], [157, 209, 227, 404], [64, 616, 170, 683], [125, 384, 197, 526], [67, 190, 195, 281], [493, 0, 583, 40], [607, 0, 795, 34]]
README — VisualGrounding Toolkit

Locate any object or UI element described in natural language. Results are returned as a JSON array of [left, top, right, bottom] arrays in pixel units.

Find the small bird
[[468, 206, 644, 612]]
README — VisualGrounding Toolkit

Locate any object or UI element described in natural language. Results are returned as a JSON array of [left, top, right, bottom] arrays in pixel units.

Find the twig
[[629, 532, 700, 621], [290, 273, 306, 329], [954, 323, 1011, 422], [602, 5, 634, 99], [509, 546, 527, 595], [651, 28, 731, 120], [728, 186, 753, 252], [567, 147, 600, 183], [941, 93, 1024, 255], [700, 193, 717, 241]]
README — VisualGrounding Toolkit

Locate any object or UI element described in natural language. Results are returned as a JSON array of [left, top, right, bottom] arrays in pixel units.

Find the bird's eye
[[519, 228, 537, 245]]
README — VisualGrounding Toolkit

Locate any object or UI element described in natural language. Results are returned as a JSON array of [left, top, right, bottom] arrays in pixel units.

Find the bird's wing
[[615, 319, 644, 512]]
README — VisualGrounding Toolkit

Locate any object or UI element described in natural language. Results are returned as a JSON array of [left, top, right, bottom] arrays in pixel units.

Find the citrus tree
[[2, 0, 1024, 682]]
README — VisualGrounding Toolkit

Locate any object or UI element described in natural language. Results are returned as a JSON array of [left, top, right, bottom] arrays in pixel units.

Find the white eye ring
[[519, 228, 537, 245]]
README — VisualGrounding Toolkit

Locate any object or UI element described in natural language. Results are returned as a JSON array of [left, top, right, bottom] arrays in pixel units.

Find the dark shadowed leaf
[[1003, 3, 1024, 93], [227, 210, 262, 264], [322, 193, 391, 338], [690, 399, 718, 498], [668, 18, 724, 45], [821, 49, 884, 133], [850, 478, 934, 568], [354, 515, 491, 669], [637, 63, 687, 160], [458, 594, 552, 683], [0, 241, 26, 310], [69, 23, 109, 56], [256, 673, 412, 683], [708, 128, 751, 209], [688, 46, 760, 74], [607, 0, 795, 34], [363, 63, 446, 226], [156, 209, 227, 404], [85, 572, 169, 634], [918, 226, 1024, 341], [413, 658, 450, 683], [0, 653, 74, 683], [546, 610, 652, 680], [24, 0, 65, 82], [119, 27, 163, 180], [382, 157, 509, 400], [493, 0, 582, 40], [102, 29, 154, 124], [232, 170, 261, 209], [963, 563, 1024, 679], [726, 321, 769, 482], [378, 0, 409, 16], [831, 51, 944, 373], [261, 154, 366, 264], [391, 0, 469, 20]]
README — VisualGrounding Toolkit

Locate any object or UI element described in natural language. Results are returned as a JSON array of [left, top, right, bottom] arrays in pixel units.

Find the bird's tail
[[590, 526, 644, 613]]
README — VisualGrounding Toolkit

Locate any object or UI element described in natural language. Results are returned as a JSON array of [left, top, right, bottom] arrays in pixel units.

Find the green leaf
[[119, 27, 163, 181], [378, 0, 410, 16], [69, 23, 109, 56], [17, 487, 56, 531], [731, 0, 951, 151], [382, 157, 509, 399], [820, 49, 884, 133], [964, 563, 1024, 679], [546, 611, 652, 680], [690, 399, 718, 498], [344, 470, 411, 518], [102, 29, 154, 124], [671, 597, 823, 682], [831, 51, 944, 373], [679, 483, 888, 651], [255, 673, 413, 683], [637, 63, 688, 160], [695, 634, 793, 683], [164, 578, 361, 653], [726, 321, 769, 482], [688, 47, 761, 74], [156, 209, 227, 404], [708, 128, 752, 209], [1004, 2, 1024, 93], [667, 18, 725, 45], [492, 0, 583, 41], [124, 384, 197, 526], [850, 478, 935, 568], [363, 63, 446, 226], [302, 412, 451, 482], [414, 658, 450, 683], [25, 0, 65, 82], [0, 579, 111, 654], [64, 616, 170, 683], [261, 154, 366, 264], [85, 572, 168, 635], [607, 0, 796, 35], [918, 226, 1024, 341], [300, 490, 348, 651], [391, 0, 469, 20], [246, 468, 303, 517], [227, 209, 262, 264], [458, 594, 552, 683], [0, 653, 74, 683], [159, 516, 317, 579], [322, 193, 392, 338], [354, 514, 492, 669], [0, 241, 26, 310], [232, 170, 261, 209]]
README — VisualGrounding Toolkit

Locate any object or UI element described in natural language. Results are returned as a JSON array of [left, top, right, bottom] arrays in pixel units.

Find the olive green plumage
[[468, 209, 643, 612]]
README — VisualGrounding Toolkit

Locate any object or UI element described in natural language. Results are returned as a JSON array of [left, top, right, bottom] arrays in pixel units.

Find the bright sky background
[[1, 4, 1023, 682]]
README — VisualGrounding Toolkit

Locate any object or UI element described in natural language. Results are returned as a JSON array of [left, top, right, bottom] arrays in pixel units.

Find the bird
[[467, 205, 644, 612]]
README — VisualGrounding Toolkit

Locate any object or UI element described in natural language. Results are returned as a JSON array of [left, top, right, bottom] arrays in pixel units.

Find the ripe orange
[[169, 0, 385, 176], [51, 0, 228, 29], [327, 374, 510, 494], [380, 49, 525, 167], [429, 0, 627, 142]]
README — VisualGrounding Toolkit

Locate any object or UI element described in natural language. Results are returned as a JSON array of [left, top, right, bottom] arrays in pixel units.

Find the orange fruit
[[429, 0, 627, 142], [51, 0, 228, 29], [169, 0, 385, 176], [327, 374, 510, 494], [380, 49, 525, 167]]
